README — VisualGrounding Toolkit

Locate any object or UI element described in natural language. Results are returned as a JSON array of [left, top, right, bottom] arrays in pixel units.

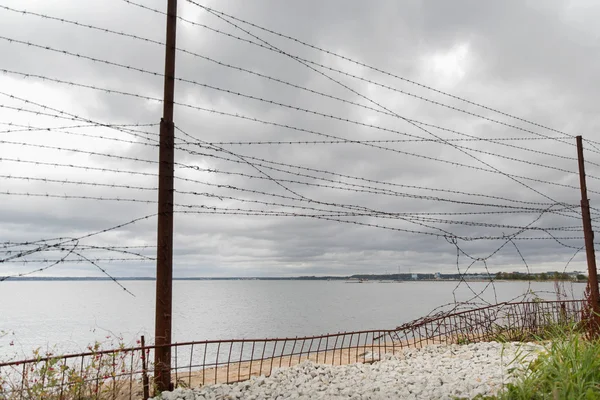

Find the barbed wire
[[174, 115, 600, 198], [175, 125, 593, 239], [179, 144, 598, 203], [177, 203, 582, 233], [257, 105, 596, 170], [3, 151, 594, 223], [1, 158, 579, 220], [0, 122, 159, 148], [0, 102, 158, 141], [1, 104, 114, 126], [171, 101, 600, 169], [179, 131, 317, 205], [0, 177, 587, 242], [175, 209, 589, 242], [173, 173, 573, 215], [4, 67, 600, 198], [1, 153, 591, 250], [184, 145, 594, 204], [0, 92, 159, 145], [200, 138, 584, 180], [181, 1, 589, 146], [0, 244, 140, 295], [176, 139, 596, 218], [443, 205, 565, 307], [9, 127, 575, 217], [0, 121, 158, 135], [0, 139, 158, 165], [6, 67, 597, 179], [205, 137, 574, 145], [1, 3, 594, 304], [0, 214, 159, 290], [3, 41, 598, 179], [1, 175, 157, 192], [0, 188, 587, 242], [584, 139, 600, 155], [408, 118, 600, 169], [120, 0, 598, 152], [177, 161, 576, 208], [67, 250, 137, 296], [0, 243, 156, 251], [173, 87, 583, 182], [0, 191, 156, 205], [0, 157, 157, 179], [192, 3, 586, 218], [4, 4, 582, 150], [1, 241, 80, 281], [172, 207, 579, 219], [0, 245, 156, 266], [199, 140, 591, 181], [2, 258, 153, 264]]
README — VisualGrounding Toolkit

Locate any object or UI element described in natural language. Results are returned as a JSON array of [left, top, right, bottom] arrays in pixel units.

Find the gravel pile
[[153, 342, 542, 400]]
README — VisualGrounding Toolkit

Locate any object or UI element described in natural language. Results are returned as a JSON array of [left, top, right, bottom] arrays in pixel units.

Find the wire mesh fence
[[0, 299, 585, 399]]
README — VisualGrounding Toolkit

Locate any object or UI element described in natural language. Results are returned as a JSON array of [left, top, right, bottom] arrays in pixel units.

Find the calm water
[[0, 280, 584, 361]]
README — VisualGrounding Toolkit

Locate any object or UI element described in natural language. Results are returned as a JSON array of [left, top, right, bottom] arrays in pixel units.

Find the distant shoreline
[[4, 276, 587, 283]]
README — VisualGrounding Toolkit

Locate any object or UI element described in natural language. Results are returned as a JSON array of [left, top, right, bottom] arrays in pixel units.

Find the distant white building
[[434, 272, 441, 280], [411, 274, 418, 280]]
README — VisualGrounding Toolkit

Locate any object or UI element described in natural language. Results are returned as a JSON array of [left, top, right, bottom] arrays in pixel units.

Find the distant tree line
[[494, 271, 587, 281]]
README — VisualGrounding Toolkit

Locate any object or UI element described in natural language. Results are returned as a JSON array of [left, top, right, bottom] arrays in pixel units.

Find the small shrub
[[0, 336, 150, 399]]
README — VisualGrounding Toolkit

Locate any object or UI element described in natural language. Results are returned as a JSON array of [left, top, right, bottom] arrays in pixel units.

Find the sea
[[0, 279, 585, 362]]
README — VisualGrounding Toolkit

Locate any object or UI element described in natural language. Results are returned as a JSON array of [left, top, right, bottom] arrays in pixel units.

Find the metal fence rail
[[0, 299, 585, 399]]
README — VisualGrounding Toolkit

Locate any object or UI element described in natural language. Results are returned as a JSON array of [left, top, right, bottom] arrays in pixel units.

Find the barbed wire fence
[[1, 0, 599, 394], [1, 0, 597, 317]]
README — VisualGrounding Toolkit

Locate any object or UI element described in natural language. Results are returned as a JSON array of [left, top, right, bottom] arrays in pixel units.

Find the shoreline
[[4, 277, 587, 283]]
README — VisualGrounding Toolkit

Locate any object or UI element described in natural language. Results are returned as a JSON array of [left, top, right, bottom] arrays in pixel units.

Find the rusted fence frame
[[0, 299, 585, 398]]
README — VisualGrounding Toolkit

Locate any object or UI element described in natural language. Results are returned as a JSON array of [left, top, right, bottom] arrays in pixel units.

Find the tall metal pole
[[155, 0, 177, 392], [576, 135, 600, 336]]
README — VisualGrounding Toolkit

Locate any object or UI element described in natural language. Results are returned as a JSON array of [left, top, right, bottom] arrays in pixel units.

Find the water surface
[[0, 280, 583, 361]]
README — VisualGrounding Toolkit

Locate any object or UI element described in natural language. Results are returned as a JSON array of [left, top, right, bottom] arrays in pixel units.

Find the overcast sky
[[1, 0, 600, 278]]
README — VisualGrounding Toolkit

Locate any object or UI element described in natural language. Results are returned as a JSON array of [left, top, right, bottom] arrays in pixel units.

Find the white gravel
[[153, 342, 542, 400]]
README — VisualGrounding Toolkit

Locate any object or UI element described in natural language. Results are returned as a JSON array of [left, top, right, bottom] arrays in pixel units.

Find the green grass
[[491, 327, 600, 400]]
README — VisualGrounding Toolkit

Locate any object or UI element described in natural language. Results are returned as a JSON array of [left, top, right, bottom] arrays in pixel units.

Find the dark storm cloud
[[1, 0, 599, 278]]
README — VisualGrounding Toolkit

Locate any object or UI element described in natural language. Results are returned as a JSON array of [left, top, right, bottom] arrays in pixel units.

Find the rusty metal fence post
[[154, 0, 178, 393], [141, 336, 150, 400], [576, 135, 600, 337]]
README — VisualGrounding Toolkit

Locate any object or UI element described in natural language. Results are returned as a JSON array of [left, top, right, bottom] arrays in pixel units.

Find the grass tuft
[[493, 324, 600, 400]]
